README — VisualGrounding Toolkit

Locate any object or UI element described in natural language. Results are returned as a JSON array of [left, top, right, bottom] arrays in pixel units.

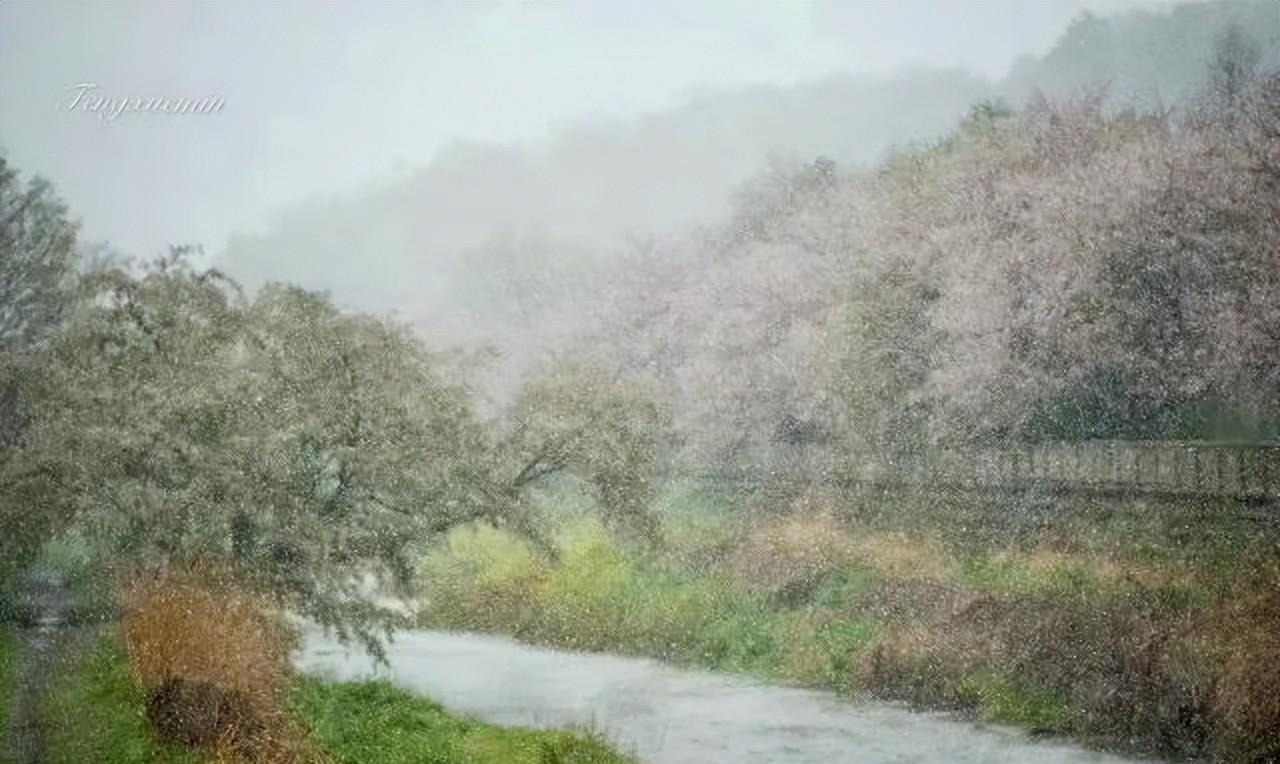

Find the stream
[[297, 627, 1149, 764]]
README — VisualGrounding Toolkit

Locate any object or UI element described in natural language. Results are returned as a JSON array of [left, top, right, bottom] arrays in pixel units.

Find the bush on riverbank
[[40, 627, 636, 764], [416, 487, 1280, 762], [421, 518, 872, 677], [118, 570, 309, 762]]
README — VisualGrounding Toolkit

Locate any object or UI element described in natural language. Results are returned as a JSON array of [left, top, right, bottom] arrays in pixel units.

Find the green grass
[[810, 619, 876, 686], [1, 626, 16, 764], [957, 670, 1073, 732], [41, 634, 207, 764], [291, 677, 632, 764], [40, 629, 635, 764], [955, 556, 1097, 598], [421, 518, 881, 686], [421, 518, 833, 675]]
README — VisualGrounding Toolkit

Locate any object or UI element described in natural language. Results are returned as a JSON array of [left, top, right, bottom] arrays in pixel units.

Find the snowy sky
[[0, 0, 1179, 259]]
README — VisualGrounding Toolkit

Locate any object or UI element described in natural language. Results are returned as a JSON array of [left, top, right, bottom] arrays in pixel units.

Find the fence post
[[1266, 447, 1275, 498], [1193, 445, 1202, 492], [1108, 442, 1117, 488]]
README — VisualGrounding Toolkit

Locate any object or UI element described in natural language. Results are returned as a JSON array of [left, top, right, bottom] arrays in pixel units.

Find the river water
[[296, 628, 1147, 764]]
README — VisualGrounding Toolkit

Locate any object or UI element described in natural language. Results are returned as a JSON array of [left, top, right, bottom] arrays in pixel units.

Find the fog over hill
[[213, 0, 1277, 346], [217, 68, 991, 318]]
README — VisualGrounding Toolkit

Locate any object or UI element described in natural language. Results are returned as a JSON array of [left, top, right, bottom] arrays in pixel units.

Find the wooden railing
[[691, 440, 1280, 499], [881, 441, 1280, 498]]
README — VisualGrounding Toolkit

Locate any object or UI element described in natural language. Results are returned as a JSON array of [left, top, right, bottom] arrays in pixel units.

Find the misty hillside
[[1004, 0, 1280, 104], [216, 68, 990, 313], [211, 0, 1280, 427], [215, 0, 1278, 330]]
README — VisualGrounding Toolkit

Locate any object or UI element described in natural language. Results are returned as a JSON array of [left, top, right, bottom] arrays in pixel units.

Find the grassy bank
[[1, 626, 15, 764], [291, 677, 629, 764], [417, 479, 1280, 762], [40, 628, 634, 764], [41, 633, 204, 764]]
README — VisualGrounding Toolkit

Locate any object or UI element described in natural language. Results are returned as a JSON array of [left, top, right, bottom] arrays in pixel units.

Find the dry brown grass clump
[[1211, 588, 1280, 762], [725, 506, 952, 604], [852, 588, 1230, 759], [846, 621, 963, 700], [1012, 546, 1189, 590], [725, 508, 853, 594], [118, 568, 326, 763], [847, 531, 951, 582]]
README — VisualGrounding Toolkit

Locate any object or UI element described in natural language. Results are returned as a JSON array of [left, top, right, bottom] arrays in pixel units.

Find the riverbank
[[416, 481, 1280, 762], [39, 626, 635, 764], [0, 627, 14, 764], [298, 626, 1140, 764]]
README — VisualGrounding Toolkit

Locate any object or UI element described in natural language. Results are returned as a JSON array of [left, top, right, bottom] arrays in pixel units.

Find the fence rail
[[689, 440, 1280, 499], [890, 441, 1280, 498]]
